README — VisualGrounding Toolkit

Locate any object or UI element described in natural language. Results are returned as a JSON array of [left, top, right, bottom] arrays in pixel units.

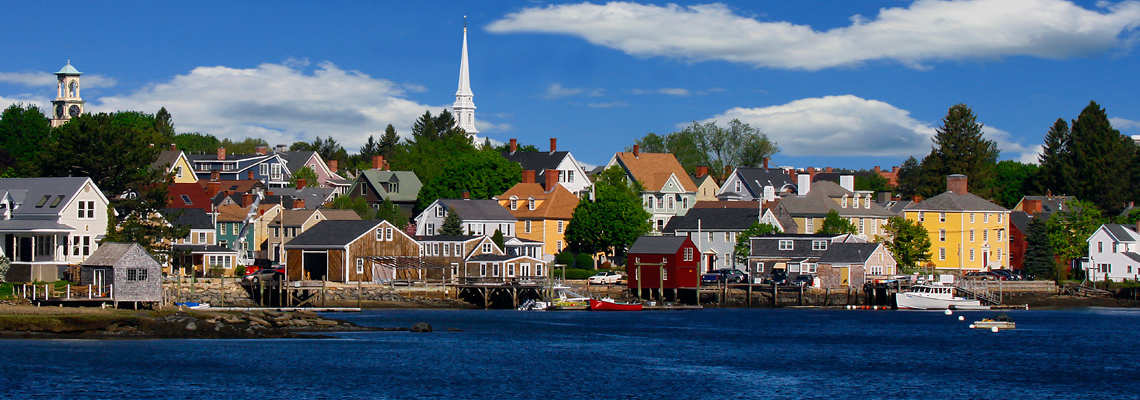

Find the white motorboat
[[896, 283, 989, 310], [518, 285, 591, 311]]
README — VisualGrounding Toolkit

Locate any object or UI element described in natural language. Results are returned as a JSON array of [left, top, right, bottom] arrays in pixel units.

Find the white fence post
[[44, 284, 49, 300], [88, 284, 92, 299], [66, 284, 70, 300], [110, 284, 114, 300]]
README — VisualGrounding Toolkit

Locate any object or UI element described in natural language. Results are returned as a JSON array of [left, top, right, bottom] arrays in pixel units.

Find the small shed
[[80, 243, 163, 303], [626, 235, 700, 304]]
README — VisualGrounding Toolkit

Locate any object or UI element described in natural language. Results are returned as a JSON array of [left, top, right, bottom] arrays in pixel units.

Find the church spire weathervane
[[453, 15, 478, 134]]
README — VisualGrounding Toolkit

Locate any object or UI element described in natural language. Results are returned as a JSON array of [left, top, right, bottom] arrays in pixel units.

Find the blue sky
[[3, 0, 1140, 169]]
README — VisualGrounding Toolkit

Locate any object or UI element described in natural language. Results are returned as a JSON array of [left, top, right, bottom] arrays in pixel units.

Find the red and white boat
[[589, 298, 643, 311]]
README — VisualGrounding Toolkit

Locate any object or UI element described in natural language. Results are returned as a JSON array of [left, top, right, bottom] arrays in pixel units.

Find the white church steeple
[[453, 16, 478, 134]]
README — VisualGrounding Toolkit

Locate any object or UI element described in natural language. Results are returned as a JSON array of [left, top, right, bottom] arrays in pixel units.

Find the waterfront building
[[0, 177, 110, 282], [415, 197, 516, 237], [603, 146, 697, 232], [79, 243, 163, 305], [163, 207, 238, 276], [903, 175, 1010, 272], [497, 169, 578, 260], [663, 207, 761, 273], [152, 145, 199, 184], [501, 138, 592, 196], [746, 234, 867, 284], [625, 236, 701, 302], [1086, 223, 1140, 282], [817, 242, 897, 288], [50, 60, 84, 127], [265, 209, 360, 263], [285, 220, 421, 283], [347, 156, 422, 220]]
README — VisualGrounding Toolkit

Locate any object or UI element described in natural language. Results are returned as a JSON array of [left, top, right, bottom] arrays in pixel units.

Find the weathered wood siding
[[343, 222, 421, 282], [286, 249, 303, 281], [327, 249, 345, 282]]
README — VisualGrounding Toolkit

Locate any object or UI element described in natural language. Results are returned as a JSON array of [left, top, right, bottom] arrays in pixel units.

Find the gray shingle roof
[[628, 236, 689, 255], [152, 150, 182, 170], [162, 208, 213, 230], [81, 243, 147, 266], [440, 199, 515, 221], [1010, 211, 1032, 233], [286, 220, 381, 248], [1124, 252, 1140, 263], [274, 151, 316, 173], [174, 244, 238, 253], [0, 220, 74, 232], [468, 254, 535, 262], [818, 243, 881, 264], [778, 181, 896, 218], [1104, 224, 1139, 242], [270, 187, 334, 208], [417, 235, 480, 242], [1020, 195, 1074, 214], [749, 236, 835, 259], [358, 170, 422, 203], [0, 177, 95, 217], [736, 168, 796, 197], [904, 191, 1007, 212], [503, 150, 569, 176], [663, 208, 759, 233]]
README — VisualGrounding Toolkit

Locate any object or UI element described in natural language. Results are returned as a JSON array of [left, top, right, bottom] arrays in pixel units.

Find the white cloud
[[1019, 144, 1045, 164], [0, 94, 50, 113], [1111, 116, 1140, 131], [701, 94, 1037, 160], [587, 101, 629, 108], [89, 61, 438, 149], [0, 72, 118, 88], [488, 0, 1140, 70], [632, 88, 690, 96], [543, 83, 604, 99]]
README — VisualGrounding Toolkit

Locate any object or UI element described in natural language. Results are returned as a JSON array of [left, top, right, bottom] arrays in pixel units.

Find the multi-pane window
[[386, 228, 393, 241], [778, 240, 793, 250], [983, 213, 990, 223], [939, 229, 946, 241], [482, 243, 492, 253], [997, 230, 1003, 241], [525, 220, 532, 233], [510, 198, 517, 210], [683, 247, 694, 261], [939, 247, 946, 260], [557, 221, 564, 233], [983, 230, 989, 242], [939, 213, 946, 223], [812, 240, 827, 251], [969, 230, 975, 242], [567, 170, 574, 183], [77, 200, 95, 219], [528, 198, 535, 211], [479, 263, 487, 276], [969, 248, 975, 261], [356, 258, 364, 274]]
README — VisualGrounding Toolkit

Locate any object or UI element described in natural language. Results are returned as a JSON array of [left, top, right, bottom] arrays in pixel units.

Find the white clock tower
[[51, 60, 84, 128], [452, 18, 478, 134]]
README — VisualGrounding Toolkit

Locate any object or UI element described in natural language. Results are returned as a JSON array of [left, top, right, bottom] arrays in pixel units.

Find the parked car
[[588, 271, 623, 285], [964, 271, 998, 281], [244, 266, 284, 284], [765, 269, 788, 285], [792, 274, 814, 287], [701, 268, 748, 284], [989, 269, 1019, 281]]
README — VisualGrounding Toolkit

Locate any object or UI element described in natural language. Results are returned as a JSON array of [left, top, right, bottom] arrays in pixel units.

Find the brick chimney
[[169, 143, 177, 151], [462, 191, 470, 200], [946, 174, 968, 195], [210, 170, 220, 182], [545, 169, 560, 191], [695, 166, 709, 178], [549, 138, 557, 153], [255, 146, 268, 155], [372, 155, 384, 170], [825, 167, 833, 173], [509, 138, 518, 154], [327, 159, 338, 173], [763, 157, 769, 169], [242, 193, 254, 207], [632, 144, 639, 158], [891, 166, 899, 173], [873, 166, 881, 173], [294, 199, 305, 209], [404, 222, 416, 237], [1023, 199, 1043, 214], [206, 181, 221, 198], [217, 147, 226, 160], [296, 178, 306, 189], [247, 171, 254, 180], [521, 170, 536, 184], [912, 195, 924, 203]]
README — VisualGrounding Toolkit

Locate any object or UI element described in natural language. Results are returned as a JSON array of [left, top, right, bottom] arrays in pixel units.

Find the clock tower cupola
[[50, 60, 84, 128]]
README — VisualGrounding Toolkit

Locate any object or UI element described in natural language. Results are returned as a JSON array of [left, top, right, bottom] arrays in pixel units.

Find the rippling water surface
[[2, 308, 1138, 399]]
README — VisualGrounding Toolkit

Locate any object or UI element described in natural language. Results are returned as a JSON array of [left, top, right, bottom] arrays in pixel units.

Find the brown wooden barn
[[284, 219, 422, 283]]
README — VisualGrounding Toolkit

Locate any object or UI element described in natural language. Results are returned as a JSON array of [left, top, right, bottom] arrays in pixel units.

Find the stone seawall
[[164, 280, 468, 308]]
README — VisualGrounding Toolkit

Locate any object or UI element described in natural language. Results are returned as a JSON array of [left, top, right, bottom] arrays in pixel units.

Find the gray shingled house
[[80, 243, 163, 305]]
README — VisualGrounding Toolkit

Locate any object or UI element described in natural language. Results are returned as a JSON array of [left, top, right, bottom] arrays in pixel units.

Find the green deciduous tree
[[173, 132, 221, 154], [41, 111, 170, 197], [630, 119, 778, 180], [440, 211, 464, 236], [819, 210, 857, 235], [854, 171, 892, 192], [0, 104, 51, 176], [414, 149, 521, 211], [1046, 199, 1105, 280], [290, 166, 318, 188], [883, 216, 932, 274], [1022, 216, 1055, 281], [1068, 101, 1134, 214], [328, 195, 376, 220], [220, 137, 268, 154], [734, 222, 780, 264], [374, 198, 408, 228], [992, 160, 1040, 209], [564, 166, 651, 259]]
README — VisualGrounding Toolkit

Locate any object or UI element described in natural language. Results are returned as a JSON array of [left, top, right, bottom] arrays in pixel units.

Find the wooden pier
[[450, 279, 552, 309]]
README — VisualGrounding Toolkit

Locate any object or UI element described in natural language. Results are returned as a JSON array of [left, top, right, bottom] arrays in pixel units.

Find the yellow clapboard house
[[903, 174, 1010, 272]]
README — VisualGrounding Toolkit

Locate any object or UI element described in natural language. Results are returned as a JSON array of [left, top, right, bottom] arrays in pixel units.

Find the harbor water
[[1, 308, 1137, 399]]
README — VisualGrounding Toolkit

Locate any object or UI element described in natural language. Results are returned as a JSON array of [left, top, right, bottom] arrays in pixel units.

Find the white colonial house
[[414, 198, 516, 237], [0, 177, 111, 281], [1086, 224, 1140, 282]]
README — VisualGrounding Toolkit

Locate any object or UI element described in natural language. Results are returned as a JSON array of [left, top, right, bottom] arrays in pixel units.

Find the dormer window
[[778, 240, 793, 250], [510, 197, 518, 210], [841, 195, 848, 208], [528, 197, 535, 211], [864, 197, 870, 209], [436, 206, 445, 217]]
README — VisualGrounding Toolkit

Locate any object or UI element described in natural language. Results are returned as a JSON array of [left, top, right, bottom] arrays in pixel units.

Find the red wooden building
[[625, 236, 700, 304]]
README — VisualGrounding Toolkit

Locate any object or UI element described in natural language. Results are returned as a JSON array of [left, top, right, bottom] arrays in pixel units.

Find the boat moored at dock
[[896, 283, 990, 310]]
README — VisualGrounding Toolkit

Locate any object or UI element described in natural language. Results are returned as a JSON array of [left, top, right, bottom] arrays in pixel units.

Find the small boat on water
[[972, 314, 1016, 330], [175, 302, 210, 310], [896, 283, 989, 310], [589, 298, 643, 311], [518, 286, 591, 311]]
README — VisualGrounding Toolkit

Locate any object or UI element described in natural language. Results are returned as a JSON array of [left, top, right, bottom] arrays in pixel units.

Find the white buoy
[[991, 326, 1000, 333], [969, 324, 976, 329], [944, 309, 953, 315], [873, 305, 878, 310], [958, 316, 965, 321]]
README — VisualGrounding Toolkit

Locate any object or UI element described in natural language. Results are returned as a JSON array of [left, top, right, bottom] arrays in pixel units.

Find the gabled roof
[[81, 243, 152, 267], [1010, 211, 1033, 233], [818, 242, 882, 264], [502, 150, 570, 177], [152, 150, 183, 170], [358, 170, 422, 203], [613, 152, 696, 192], [1123, 252, 1140, 263], [468, 254, 540, 262], [905, 191, 1007, 212], [0, 177, 103, 217], [749, 235, 839, 258], [56, 62, 81, 75], [1103, 224, 1140, 243], [274, 151, 317, 173], [778, 181, 896, 217], [200, 179, 264, 195], [734, 168, 796, 196], [162, 208, 213, 230], [693, 200, 761, 209], [215, 204, 249, 223], [663, 208, 759, 232], [439, 199, 515, 221], [167, 183, 211, 209], [286, 220, 382, 248], [417, 235, 480, 242], [1018, 195, 1075, 214], [628, 236, 689, 255], [318, 209, 363, 221], [498, 182, 579, 220], [692, 174, 717, 189], [271, 209, 319, 227], [187, 153, 271, 162], [270, 187, 334, 208]]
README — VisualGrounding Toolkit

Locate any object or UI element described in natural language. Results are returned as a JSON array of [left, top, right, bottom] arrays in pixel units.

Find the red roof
[[167, 183, 212, 211]]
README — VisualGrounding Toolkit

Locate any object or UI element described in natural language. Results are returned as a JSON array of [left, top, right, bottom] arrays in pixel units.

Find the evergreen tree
[[173, 132, 221, 154], [328, 195, 375, 220], [992, 161, 1040, 209], [1068, 101, 1134, 214], [379, 124, 401, 156], [894, 156, 924, 198], [440, 211, 464, 236], [1022, 216, 1055, 280], [374, 198, 408, 227], [818, 210, 857, 235], [0, 104, 51, 177], [920, 104, 999, 198], [883, 217, 932, 274], [1046, 199, 1105, 280], [491, 229, 505, 249], [1038, 118, 1074, 196], [359, 135, 381, 158], [154, 106, 175, 137]]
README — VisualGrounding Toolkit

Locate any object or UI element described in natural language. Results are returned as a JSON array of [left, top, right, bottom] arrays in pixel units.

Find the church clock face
[[68, 105, 80, 118], [55, 104, 64, 118]]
